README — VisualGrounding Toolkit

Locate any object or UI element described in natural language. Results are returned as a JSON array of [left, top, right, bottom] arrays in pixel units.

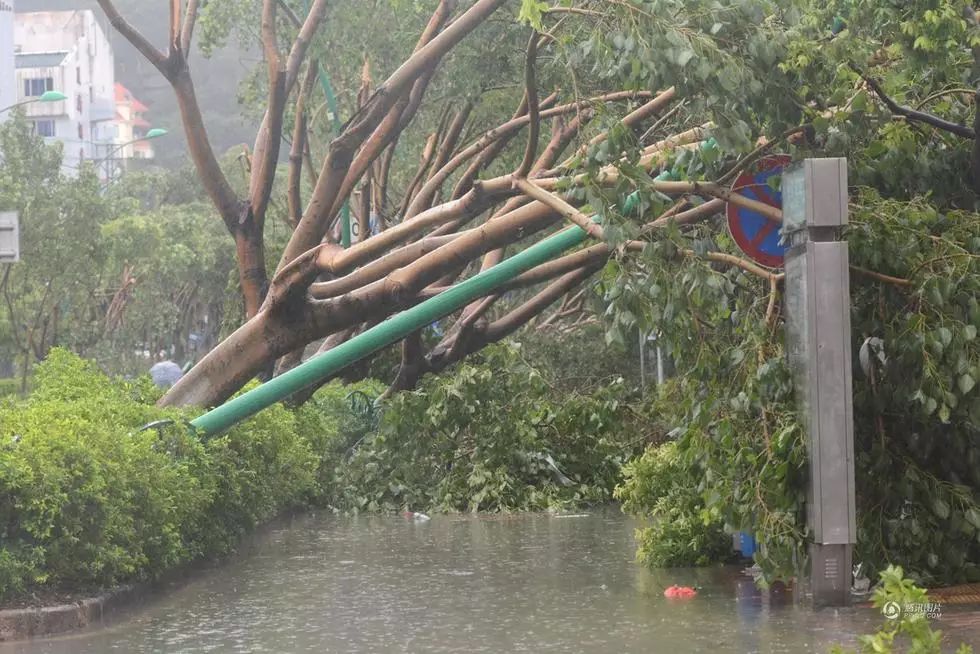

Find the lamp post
[[98, 128, 168, 185], [0, 91, 68, 114]]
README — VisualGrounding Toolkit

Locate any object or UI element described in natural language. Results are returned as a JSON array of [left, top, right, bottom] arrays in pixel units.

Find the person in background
[[150, 351, 184, 389]]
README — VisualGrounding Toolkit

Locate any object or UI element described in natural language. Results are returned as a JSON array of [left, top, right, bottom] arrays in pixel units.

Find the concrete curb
[[0, 511, 307, 643], [0, 584, 139, 642]]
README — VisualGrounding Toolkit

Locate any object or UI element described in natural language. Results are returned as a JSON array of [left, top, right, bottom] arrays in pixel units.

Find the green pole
[[302, 0, 351, 247], [190, 225, 589, 434]]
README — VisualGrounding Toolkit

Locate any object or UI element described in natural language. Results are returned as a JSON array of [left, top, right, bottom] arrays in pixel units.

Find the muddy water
[[4, 510, 978, 653]]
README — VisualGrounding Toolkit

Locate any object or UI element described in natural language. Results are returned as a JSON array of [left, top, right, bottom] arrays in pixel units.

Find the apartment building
[[0, 0, 14, 119], [13, 10, 116, 172]]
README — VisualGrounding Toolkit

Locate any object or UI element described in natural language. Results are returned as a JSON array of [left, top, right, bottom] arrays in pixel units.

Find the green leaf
[[958, 374, 976, 395], [518, 0, 549, 30], [966, 508, 980, 529], [932, 498, 950, 520]]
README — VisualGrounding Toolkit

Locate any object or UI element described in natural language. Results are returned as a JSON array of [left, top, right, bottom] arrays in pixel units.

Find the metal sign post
[[781, 158, 856, 607], [0, 211, 19, 263]]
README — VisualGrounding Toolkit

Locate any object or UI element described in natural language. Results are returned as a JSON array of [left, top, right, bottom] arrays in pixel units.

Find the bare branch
[[284, 0, 509, 270], [515, 178, 603, 240], [516, 31, 540, 177], [180, 0, 202, 53], [407, 90, 645, 219], [288, 63, 319, 229], [284, 0, 330, 93], [277, 0, 302, 29], [854, 65, 975, 139], [96, 0, 169, 72], [485, 265, 598, 340], [169, 0, 181, 53], [399, 133, 440, 219]]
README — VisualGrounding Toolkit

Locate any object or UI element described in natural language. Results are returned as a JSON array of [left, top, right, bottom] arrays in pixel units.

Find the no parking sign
[[726, 155, 790, 269]]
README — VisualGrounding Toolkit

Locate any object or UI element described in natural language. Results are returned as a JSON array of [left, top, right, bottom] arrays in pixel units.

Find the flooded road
[[4, 510, 977, 653]]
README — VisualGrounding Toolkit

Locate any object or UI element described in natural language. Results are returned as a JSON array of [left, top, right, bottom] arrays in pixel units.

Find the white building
[[13, 10, 115, 173], [0, 0, 14, 120]]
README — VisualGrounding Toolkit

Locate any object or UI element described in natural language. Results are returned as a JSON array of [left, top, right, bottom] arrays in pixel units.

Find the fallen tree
[[96, 0, 787, 408]]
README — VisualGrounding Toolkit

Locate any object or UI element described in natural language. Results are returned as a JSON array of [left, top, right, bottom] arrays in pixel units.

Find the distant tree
[[0, 118, 109, 390]]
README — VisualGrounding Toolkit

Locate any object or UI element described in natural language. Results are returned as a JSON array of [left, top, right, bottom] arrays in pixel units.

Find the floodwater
[[4, 510, 978, 653]]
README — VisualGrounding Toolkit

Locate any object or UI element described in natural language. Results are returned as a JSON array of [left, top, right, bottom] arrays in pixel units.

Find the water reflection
[[2, 510, 976, 653]]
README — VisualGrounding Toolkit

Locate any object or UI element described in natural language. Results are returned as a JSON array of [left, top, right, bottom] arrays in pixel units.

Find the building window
[[33, 120, 55, 137], [23, 78, 54, 97], [76, 95, 82, 112], [79, 148, 85, 162], [76, 67, 81, 84], [77, 123, 83, 139]]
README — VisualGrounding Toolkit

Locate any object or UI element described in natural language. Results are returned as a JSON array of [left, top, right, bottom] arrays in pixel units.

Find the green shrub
[[831, 565, 973, 654], [330, 344, 635, 513], [0, 379, 19, 398], [0, 350, 321, 601], [617, 441, 733, 567], [0, 350, 201, 596], [294, 378, 387, 503]]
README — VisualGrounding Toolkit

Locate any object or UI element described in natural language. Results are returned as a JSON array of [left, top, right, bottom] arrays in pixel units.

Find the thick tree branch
[[515, 178, 603, 240], [180, 0, 201, 53], [283, 0, 508, 270], [96, 0, 169, 72], [515, 31, 540, 178], [169, 0, 181, 53], [855, 65, 975, 139], [288, 63, 319, 229]]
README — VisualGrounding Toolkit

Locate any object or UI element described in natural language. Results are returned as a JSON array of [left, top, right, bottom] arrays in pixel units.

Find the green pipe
[[303, 0, 351, 248], [191, 225, 589, 434]]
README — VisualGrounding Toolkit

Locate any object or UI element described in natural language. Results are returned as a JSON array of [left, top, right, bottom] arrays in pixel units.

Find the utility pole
[[782, 158, 856, 607]]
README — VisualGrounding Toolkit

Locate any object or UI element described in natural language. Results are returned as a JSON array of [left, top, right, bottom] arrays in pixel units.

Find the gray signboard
[[0, 211, 18, 262]]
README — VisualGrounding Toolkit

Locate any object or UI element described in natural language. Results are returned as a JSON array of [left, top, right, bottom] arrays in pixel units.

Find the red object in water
[[664, 585, 697, 599]]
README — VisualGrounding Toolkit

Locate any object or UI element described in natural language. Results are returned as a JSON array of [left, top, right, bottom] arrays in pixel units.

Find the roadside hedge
[[0, 350, 368, 601]]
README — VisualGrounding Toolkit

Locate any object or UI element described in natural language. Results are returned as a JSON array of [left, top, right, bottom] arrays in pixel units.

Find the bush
[[0, 379, 18, 398], [0, 350, 320, 601], [294, 378, 387, 504], [616, 441, 733, 567], [831, 565, 973, 654], [329, 344, 636, 513]]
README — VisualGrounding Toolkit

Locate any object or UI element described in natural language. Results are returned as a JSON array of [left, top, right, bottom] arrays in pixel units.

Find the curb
[[0, 511, 308, 643], [0, 584, 139, 642]]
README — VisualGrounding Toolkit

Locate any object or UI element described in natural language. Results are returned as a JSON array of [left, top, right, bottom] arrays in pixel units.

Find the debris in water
[[663, 585, 697, 599], [404, 511, 431, 521]]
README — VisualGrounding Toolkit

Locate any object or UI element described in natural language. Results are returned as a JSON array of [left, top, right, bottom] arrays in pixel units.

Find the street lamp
[[99, 128, 169, 184], [0, 91, 69, 114]]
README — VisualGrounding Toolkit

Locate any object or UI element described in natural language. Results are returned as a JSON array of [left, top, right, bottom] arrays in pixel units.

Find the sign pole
[[781, 158, 856, 607]]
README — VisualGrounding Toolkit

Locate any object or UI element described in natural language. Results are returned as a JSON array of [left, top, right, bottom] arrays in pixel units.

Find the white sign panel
[[0, 211, 19, 262]]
